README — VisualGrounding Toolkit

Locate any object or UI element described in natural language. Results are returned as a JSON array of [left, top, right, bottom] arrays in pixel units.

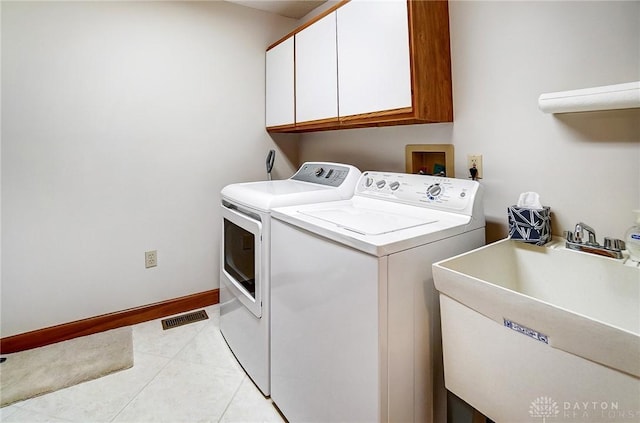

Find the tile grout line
[[216, 375, 248, 423], [107, 320, 196, 423], [7, 403, 75, 423], [108, 359, 171, 423], [109, 311, 220, 422]]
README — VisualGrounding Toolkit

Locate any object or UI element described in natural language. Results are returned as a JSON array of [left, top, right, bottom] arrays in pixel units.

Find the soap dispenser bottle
[[625, 210, 640, 261]]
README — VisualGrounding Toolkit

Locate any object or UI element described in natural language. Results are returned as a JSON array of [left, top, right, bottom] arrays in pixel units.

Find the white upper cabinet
[[337, 0, 411, 118], [266, 37, 294, 128], [296, 11, 338, 124], [266, 1, 453, 133]]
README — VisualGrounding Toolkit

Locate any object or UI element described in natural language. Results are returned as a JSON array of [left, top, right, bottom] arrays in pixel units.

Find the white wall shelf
[[538, 81, 640, 114]]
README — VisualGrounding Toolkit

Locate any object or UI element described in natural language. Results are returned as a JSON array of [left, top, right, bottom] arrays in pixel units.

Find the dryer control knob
[[314, 167, 325, 177], [365, 177, 374, 187], [376, 180, 386, 189], [389, 181, 400, 191]]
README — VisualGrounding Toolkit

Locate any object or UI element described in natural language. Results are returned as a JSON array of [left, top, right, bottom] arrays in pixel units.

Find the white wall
[[1, 1, 299, 337], [299, 0, 640, 242]]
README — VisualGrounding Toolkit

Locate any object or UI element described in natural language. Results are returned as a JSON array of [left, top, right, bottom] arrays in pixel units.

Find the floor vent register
[[161, 310, 209, 330]]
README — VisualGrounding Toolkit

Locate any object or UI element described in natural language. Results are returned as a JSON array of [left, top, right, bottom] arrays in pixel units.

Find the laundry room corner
[[0, 0, 300, 340]]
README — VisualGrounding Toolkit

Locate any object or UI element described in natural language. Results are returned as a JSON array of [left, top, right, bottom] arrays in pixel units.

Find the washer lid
[[271, 196, 482, 257], [299, 205, 437, 235]]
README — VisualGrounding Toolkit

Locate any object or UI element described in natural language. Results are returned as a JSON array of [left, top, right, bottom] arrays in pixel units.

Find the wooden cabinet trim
[[267, 1, 349, 51], [408, 0, 453, 122], [339, 107, 414, 123], [266, 122, 297, 132]]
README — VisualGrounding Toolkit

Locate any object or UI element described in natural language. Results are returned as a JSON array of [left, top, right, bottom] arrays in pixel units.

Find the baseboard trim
[[0, 289, 219, 354]]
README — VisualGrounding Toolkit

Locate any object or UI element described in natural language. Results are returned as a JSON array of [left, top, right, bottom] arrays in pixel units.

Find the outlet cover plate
[[145, 250, 157, 268], [467, 154, 483, 179]]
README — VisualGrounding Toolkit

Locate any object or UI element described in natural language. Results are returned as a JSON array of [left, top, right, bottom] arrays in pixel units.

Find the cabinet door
[[266, 37, 294, 127], [337, 0, 411, 118], [295, 11, 338, 123]]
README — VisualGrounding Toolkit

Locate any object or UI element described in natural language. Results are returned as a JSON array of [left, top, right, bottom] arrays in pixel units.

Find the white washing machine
[[270, 171, 485, 423], [220, 162, 361, 396]]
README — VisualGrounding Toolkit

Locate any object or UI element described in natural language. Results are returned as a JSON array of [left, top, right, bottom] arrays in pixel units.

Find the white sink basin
[[433, 238, 640, 422]]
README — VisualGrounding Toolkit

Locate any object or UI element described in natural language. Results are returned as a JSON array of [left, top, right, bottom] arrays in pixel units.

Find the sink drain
[[161, 310, 209, 330]]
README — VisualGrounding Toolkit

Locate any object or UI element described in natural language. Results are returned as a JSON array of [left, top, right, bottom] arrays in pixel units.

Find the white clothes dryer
[[269, 171, 485, 423], [220, 162, 360, 396]]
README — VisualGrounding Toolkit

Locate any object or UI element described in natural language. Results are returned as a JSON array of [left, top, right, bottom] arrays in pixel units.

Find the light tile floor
[[1, 305, 285, 423]]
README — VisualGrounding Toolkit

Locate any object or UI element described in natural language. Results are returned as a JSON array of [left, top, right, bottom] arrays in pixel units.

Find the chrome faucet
[[573, 222, 597, 245], [565, 222, 625, 259]]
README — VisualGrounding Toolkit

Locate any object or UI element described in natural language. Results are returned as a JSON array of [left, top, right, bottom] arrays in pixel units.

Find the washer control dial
[[427, 183, 443, 200], [389, 181, 400, 191], [314, 167, 325, 177], [376, 180, 386, 189], [365, 177, 374, 187]]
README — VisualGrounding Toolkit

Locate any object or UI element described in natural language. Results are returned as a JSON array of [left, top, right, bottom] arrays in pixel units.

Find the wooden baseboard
[[0, 289, 219, 354]]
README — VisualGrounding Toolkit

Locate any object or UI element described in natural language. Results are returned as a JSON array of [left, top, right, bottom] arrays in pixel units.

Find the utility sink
[[433, 238, 640, 422]]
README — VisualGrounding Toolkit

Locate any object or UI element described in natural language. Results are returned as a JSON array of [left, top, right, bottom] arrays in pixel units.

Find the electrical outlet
[[467, 154, 483, 180], [145, 250, 157, 268]]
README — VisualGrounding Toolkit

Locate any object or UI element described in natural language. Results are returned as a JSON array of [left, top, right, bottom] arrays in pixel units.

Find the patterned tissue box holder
[[507, 206, 551, 246]]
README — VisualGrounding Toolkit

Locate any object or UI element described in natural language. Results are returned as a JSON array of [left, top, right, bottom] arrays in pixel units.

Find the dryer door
[[221, 203, 263, 318]]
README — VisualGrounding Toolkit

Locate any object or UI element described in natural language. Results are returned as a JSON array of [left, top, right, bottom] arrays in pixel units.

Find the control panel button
[[325, 169, 334, 178], [376, 180, 386, 189], [389, 181, 400, 191]]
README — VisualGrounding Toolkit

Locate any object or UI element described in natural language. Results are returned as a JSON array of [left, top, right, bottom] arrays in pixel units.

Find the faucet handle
[[604, 237, 625, 251], [564, 231, 575, 242]]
